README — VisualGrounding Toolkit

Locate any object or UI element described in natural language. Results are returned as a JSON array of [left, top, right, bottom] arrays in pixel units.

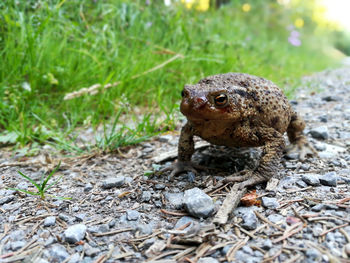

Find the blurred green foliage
[[0, 0, 338, 152]]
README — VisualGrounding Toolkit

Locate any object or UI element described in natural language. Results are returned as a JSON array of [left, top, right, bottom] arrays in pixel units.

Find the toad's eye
[[181, 89, 185, 97], [214, 94, 228, 107]]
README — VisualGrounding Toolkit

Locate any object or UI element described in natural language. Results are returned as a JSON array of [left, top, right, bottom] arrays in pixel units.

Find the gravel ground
[[1, 66, 350, 263]]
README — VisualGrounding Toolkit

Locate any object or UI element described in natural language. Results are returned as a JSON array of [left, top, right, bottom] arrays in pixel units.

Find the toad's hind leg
[[286, 112, 317, 160], [224, 127, 285, 189]]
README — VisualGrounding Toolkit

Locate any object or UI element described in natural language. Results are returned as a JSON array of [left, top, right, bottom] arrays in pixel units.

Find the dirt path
[[0, 66, 350, 263]]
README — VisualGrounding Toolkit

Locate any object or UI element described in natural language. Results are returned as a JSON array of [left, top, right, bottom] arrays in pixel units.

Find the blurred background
[[0, 0, 349, 153]]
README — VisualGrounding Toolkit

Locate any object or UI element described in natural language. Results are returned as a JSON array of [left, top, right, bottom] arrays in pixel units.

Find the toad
[[164, 73, 316, 188]]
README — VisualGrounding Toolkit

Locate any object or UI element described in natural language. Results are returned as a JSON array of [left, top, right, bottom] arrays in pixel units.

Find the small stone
[[197, 257, 219, 263], [183, 188, 214, 218], [108, 219, 116, 228], [9, 230, 26, 241], [267, 214, 284, 224], [296, 180, 308, 188], [322, 95, 340, 102], [235, 208, 258, 230], [49, 244, 69, 262], [59, 213, 73, 223], [309, 126, 329, 140], [175, 216, 195, 231], [305, 248, 321, 260], [141, 191, 152, 202], [261, 239, 273, 250], [155, 183, 165, 190], [261, 197, 279, 209], [126, 210, 140, 221], [84, 244, 100, 257], [75, 213, 86, 222], [136, 224, 153, 235], [301, 174, 320, 186], [0, 196, 14, 205], [300, 163, 310, 171], [314, 142, 326, 151], [84, 183, 93, 192], [10, 241, 26, 251], [319, 172, 338, 186], [311, 204, 324, 212], [67, 253, 80, 263], [64, 224, 87, 244], [44, 216, 56, 227], [158, 135, 173, 142], [164, 192, 184, 209], [101, 176, 125, 189]]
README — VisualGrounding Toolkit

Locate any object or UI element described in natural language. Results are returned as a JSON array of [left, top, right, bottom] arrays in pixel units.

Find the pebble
[[309, 126, 329, 140], [84, 243, 100, 257], [267, 214, 284, 224], [84, 183, 93, 192], [49, 244, 69, 262], [164, 192, 184, 209], [59, 213, 73, 223], [101, 176, 125, 189], [0, 196, 14, 205], [136, 224, 153, 235], [319, 172, 338, 186], [9, 230, 26, 241], [261, 239, 273, 250], [183, 188, 214, 218], [10, 241, 26, 251], [261, 197, 279, 209], [197, 257, 219, 263], [67, 253, 80, 263], [64, 224, 87, 244], [141, 191, 152, 202], [301, 174, 320, 186], [235, 208, 258, 230], [154, 183, 165, 190], [126, 210, 140, 221], [174, 216, 195, 231], [311, 204, 324, 212], [44, 216, 56, 227]]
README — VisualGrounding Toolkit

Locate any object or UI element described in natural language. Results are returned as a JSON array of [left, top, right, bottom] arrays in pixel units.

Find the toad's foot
[[159, 161, 207, 178], [286, 138, 318, 161], [223, 170, 268, 189]]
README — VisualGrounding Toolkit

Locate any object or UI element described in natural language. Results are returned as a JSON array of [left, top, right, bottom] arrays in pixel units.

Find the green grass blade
[[42, 161, 61, 190], [44, 174, 63, 192], [7, 188, 40, 196], [17, 171, 41, 190]]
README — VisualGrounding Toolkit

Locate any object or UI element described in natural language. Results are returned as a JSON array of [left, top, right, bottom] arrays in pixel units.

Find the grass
[[0, 0, 338, 153], [8, 161, 71, 200]]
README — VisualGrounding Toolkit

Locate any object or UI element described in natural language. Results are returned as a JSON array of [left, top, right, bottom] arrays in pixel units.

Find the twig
[[292, 207, 307, 225], [92, 228, 133, 237], [213, 183, 247, 225], [339, 228, 350, 242], [226, 237, 249, 261], [272, 222, 304, 243], [254, 211, 284, 231], [160, 209, 188, 216], [286, 186, 312, 194], [319, 223, 349, 237], [64, 54, 184, 100]]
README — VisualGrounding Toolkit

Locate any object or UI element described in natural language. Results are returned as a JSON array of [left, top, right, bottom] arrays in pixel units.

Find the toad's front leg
[[224, 127, 285, 189], [160, 122, 200, 177]]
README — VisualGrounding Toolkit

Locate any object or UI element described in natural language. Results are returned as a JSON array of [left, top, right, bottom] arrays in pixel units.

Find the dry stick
[[273, 222, 304, 243], [64, 53, 184, 100], [92, 227, 133, 237], [172, 247, 197, 260], [254, 211, 285, 232], [320, 223, 349, 237], [213, 183, 247, 225], [160, 209, 188, 216], [292, 207, 307, 225]]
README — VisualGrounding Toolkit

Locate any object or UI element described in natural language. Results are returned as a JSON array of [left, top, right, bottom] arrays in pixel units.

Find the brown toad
[[165, 73, 316, 188]]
